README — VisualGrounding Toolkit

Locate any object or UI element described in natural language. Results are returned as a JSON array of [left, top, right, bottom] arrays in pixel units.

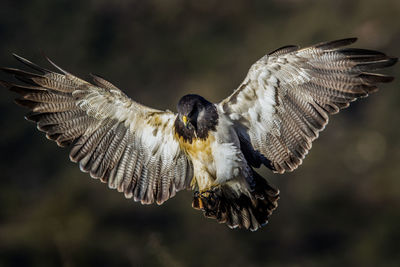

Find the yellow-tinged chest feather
[[175, 133, 216, 191]]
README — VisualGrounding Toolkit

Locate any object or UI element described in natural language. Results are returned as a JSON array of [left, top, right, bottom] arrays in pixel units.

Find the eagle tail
[[192, 170, 279, 231]]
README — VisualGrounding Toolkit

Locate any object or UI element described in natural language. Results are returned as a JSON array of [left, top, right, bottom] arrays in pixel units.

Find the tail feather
[[193, 170, 279, 231]]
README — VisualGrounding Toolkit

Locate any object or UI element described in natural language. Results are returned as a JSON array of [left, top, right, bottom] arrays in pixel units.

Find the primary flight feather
[[2, 38, 396, 231]]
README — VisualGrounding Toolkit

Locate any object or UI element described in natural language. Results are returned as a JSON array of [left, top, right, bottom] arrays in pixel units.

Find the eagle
[[1, 38, 397, 231]]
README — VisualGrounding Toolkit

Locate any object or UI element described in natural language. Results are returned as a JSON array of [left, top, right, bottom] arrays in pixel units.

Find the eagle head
[[174, 94, 218, 143]]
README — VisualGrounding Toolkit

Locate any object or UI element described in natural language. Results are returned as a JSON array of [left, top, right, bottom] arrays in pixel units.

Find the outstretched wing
[[220, 38, 397, 174], [1, 55, 193, 204]]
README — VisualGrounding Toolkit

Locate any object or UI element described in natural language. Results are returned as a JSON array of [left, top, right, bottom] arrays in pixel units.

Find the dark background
[[0, 0, 399, 266]]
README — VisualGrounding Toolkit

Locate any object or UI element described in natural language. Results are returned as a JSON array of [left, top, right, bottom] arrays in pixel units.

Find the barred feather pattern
[[1, 55, 193, 205], [221, 38, 397, 173]]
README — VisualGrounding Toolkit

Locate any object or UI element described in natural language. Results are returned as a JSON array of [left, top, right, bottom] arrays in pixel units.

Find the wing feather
[[221, 38, 396, 173], [2, 55, 193, 205]]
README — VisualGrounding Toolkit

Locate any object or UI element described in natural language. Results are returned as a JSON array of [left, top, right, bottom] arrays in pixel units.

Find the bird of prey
[[1, 38, 397, 231]]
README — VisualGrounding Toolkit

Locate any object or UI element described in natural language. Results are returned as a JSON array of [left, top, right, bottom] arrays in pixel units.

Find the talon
[[192, 186, 221, 213], [200, 186, 216, 198], [192, 195, 204, 210], [200, 191, 210, 198]]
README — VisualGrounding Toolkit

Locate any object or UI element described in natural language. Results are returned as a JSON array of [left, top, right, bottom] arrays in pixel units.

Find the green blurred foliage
[[0, 0, 399, 266]]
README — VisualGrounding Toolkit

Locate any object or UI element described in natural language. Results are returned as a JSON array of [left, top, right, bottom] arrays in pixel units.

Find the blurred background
[[0, 0, 399, 266]]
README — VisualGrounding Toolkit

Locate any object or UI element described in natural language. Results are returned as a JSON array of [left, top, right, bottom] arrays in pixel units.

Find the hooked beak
[[182, 115, 188, 128]]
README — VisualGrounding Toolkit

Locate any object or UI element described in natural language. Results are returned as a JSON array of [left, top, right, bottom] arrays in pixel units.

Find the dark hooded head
[[174, 94, 218, 143]]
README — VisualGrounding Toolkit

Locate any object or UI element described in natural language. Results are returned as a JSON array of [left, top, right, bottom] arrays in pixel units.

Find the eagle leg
[[192, 188, 220, 215], [192, 170, 280, 231]]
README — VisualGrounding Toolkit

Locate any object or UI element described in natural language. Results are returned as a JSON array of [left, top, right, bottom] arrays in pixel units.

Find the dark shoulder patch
[[197, 104, 218, 140]]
